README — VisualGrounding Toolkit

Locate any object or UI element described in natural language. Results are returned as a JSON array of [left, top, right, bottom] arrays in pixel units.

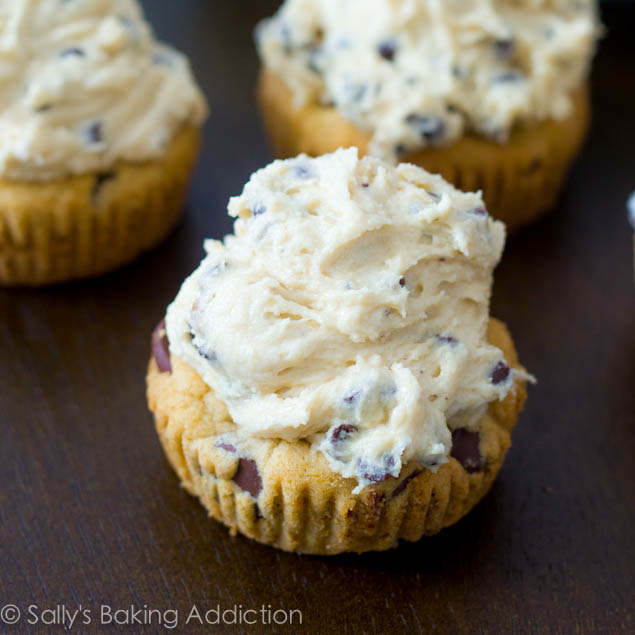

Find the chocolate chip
[[361, 183, 369, 188], [471, 207, 488, 216], [493, 38, 514, 58], [399, 277, 406, 287], [491, 361, 510, 385], [330, 424, 358, 443], [92, 171, 116, 198], [359, 454, 396, 483], [494, 71, 523, 83], [151, 319, 171, 373], [85, 121, 103, 145], [343, 391, 360, 405], [35, 104, 52, 113], [405, 114, 445, 144], [252, 204, 266, 216], [378, 40, 396, 61], [197, 346, 217, 363], [451, 428, 485, 473], [436, 334, 458, 346], [233, 458, 262, 497], [390, 469, 423, 498], [525, 158, 542, 174], [152, 52, 174, 66], [60, 47, 85, 57], [216, 442, 236, 453], [294, 165, 311, 179]]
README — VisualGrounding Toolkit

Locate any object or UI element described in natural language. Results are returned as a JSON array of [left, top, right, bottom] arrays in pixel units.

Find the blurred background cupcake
[[0, 0, 207, 286], [256, 0, 600, 232]]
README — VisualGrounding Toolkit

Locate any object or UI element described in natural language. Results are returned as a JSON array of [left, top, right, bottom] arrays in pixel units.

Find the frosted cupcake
[[147, 148, 530, 554], [256, 0, 598, 231], [0, 0, 207, 285]]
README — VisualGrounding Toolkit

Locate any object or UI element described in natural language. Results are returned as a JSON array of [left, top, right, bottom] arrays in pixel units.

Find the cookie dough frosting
[[0, 0, 207, 181], [166, 148, 519, 492], [256, 0, 598, 160]]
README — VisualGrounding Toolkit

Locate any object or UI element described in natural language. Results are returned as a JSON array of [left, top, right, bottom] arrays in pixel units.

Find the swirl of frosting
[[0, 0, 207, 181], [166, 148, 516, 490], [256, 0, 598, 160]]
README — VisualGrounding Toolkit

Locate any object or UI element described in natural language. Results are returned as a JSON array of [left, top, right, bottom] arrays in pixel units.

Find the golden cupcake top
[[166, 148, 520, 491], [0, 0, 207, 181], [256, 0, 599, 161]]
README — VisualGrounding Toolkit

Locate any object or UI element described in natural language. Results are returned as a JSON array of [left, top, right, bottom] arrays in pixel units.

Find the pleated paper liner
[[147, 318, 527, 555], [0, 126, 200, 286]]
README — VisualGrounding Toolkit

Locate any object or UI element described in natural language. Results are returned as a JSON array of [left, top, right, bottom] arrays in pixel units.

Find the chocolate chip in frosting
[[470, 207, 488, 217], [152, 51, 174, 67], [436, 334, 458, 346], [293, 165, 311, 179], [196, 346, 217, 363], [151, 319, 171, 373], [60, 47, 85, 58], [358, 454, 396, 483], [343, 390, 360, 405], [493, 38, 514, 59], [216, 442, 237, 453], [404, 114, 446, 144], [490, 360, 511, 385], [85, 121, 103, 145], [377, 40, 397, 62], [330, 424, 358, 443], [233, 458, 263, 497], [494, 71, 524, 83], [451, 428, 485, 473], [252, 204, 267, 217]]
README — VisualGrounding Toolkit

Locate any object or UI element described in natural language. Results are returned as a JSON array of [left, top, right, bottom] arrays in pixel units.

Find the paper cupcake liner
[[258, 69, 590, 233], [147, 318, 527, 555], [0, 126, 200, 286]]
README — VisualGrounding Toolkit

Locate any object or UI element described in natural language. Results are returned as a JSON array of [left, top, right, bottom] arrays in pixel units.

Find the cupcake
[[147, 148, 530, 554], [0, 0, 207, 285], [255, 0, 598, 232]]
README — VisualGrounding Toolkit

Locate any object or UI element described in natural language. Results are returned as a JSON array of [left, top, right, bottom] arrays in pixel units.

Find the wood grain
[[1, 1, 633, 633]]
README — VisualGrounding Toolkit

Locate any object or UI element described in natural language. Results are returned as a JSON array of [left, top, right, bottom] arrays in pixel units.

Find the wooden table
[[1, 2, 633, 633]]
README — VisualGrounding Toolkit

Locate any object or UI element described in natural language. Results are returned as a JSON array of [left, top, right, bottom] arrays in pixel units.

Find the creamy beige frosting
[[256, 0, 598, 160], [0, 0, 207, 181], [166, 148, 518, 491]]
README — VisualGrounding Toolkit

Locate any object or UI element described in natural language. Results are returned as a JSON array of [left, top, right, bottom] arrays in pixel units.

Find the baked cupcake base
[[147, 318, 527, 555], [258, 69, 590, 233], [0, 126, 200, 286]]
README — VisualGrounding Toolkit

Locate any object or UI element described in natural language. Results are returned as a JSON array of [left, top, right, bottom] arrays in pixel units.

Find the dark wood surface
[[1, 2, 634, 633]]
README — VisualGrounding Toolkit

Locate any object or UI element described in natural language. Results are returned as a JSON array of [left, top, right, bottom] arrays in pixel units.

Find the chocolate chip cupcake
[[255, 0, 599, 232], [0, 0, 207, 285], [147, 148, 530, 554]]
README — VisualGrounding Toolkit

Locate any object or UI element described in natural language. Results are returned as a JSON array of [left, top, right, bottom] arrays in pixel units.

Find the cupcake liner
[[258, 69, 590, 233], [147, 318, 527, 555], [0, 126, 200, 286]]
